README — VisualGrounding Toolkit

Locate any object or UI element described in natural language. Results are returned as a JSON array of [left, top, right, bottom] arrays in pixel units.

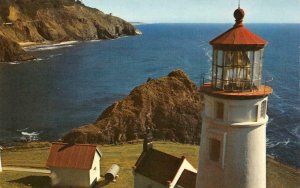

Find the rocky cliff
[[0, 0, 138, 62], [0, 34, 35, 62], [63, 70, 202, 144]]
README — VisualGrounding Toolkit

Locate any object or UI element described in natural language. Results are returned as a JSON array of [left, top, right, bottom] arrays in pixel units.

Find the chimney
[[143, 127, 153, 152]]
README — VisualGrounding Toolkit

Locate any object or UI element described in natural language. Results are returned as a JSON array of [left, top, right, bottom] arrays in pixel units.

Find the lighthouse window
[[211, 48, 264, 92], [255, 105, 259, 121], [216, 102, 224, 120], [217, 50, 223, 65], [261, 101, 267, 118], [209, 139, 221, 162]]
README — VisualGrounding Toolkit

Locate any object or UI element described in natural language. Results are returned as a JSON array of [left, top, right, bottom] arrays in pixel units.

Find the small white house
[[0, 145, 3, 172], [47, 142, 102, 188], [133, 131, 197, 188]]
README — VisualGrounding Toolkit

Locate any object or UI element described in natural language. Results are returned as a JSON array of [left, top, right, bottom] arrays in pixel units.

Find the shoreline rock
[[63, 70, 202, 145], [0, 34, 35, 62]]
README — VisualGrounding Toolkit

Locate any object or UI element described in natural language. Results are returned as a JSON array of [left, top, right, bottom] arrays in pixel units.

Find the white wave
[[54, 41, 78, 45], [34, 45, 73, 51], [282, 138, 290, 146], [268, 118, 274, 124], [21, 131, 39, 136], [206, 51, 212, 61], [88, 39, 102, 43], [49, 54, 63, 58], [198, 43, 206, 47], [267, 140, 279, 148], [25, 41, 78, 52], [34, 58, 43, 62], [20, 131, 40, 141], [293, 106, 300, 111], [8, 61, 21, 65], [267, 138, 290, 149], [291, 126, 300, 139]]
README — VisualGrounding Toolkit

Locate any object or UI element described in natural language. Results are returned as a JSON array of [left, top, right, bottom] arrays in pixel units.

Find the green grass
[[98, 141, 199, 188], [2, 142, 51, 169], [1, 141, 299, 188]]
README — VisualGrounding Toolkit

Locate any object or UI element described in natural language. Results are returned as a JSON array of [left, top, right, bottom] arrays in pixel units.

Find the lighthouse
[[196, 7, 272, 188]]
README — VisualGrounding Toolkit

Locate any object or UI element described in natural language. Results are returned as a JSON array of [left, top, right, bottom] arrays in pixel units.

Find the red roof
[[210, 8, 267, 50], [134, 149, 185, 185], [46, 142, 102, 170], [210, 25, 267, 46]]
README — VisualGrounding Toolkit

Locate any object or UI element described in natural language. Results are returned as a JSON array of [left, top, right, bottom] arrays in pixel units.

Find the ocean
[[0, 24, 299, 167]]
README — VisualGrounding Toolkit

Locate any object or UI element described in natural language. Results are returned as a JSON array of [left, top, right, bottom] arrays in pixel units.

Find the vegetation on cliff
[[0, 0, 137, 62], [63, 70, 202, 144]]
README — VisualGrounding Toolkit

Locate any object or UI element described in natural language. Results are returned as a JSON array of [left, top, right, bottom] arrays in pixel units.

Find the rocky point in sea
[[63, 70, 202, 144], [0, 34, 35, 62], [0, 0, 138, 62]]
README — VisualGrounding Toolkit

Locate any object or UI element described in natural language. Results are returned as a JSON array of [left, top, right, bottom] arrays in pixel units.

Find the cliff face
[[0, 0, 137, 62], [63, 70, 202, 144], [0, 34, 35, 62]]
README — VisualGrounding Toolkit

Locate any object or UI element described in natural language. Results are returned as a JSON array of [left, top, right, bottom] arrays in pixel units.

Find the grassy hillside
[[1, 142, 299, 188]]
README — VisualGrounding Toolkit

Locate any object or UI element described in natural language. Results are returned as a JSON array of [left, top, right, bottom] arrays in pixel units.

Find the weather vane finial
[[238, 0, 241, 8]]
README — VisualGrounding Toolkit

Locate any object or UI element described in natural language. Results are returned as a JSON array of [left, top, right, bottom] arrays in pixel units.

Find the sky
[[83, 0, 300, 23]]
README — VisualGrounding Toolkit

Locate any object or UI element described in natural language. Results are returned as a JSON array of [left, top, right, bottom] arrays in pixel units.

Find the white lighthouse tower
[[196, 7, 272, 188]]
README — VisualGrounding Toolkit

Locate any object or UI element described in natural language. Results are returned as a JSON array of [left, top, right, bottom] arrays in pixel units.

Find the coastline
[[18, 33, 142, 51], [18, 41, 51, 47], [19, 40, 80, 50]]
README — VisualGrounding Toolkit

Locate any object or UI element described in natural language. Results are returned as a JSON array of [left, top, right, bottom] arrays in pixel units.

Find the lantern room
[[209, 8, 267, 92]]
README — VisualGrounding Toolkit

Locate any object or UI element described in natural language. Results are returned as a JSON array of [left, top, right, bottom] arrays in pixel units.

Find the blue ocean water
[[0, 24, 299, 167]]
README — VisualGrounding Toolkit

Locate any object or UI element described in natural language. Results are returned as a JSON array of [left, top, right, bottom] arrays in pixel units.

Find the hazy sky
[[83, 0, 300, 23]]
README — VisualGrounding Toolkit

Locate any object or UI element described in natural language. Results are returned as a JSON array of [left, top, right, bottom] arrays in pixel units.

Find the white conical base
[[196, 94, 268, 188]]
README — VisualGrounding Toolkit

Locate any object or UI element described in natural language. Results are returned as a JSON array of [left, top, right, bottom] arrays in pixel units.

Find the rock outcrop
[[0, 34, 35, 62], [63, 70, 202, 144], [0, 0, 138, 62]]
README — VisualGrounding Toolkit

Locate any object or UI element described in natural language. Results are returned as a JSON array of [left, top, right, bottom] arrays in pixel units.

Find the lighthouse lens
[[211, 49, 264, 92]]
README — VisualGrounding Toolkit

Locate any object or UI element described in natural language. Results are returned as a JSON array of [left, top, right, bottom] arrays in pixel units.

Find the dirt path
[[3, 166, 50, 174]]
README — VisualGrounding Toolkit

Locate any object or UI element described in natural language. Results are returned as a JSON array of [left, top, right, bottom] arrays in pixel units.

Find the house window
[[261, 100, 267, 118], [216, 102, 224, 120], [94, 167, 96, 171], [209, 139, 221, 162]]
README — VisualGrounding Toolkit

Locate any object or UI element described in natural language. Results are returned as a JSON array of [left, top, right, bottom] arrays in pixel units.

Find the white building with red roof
[[47, 142, 102, 188]]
